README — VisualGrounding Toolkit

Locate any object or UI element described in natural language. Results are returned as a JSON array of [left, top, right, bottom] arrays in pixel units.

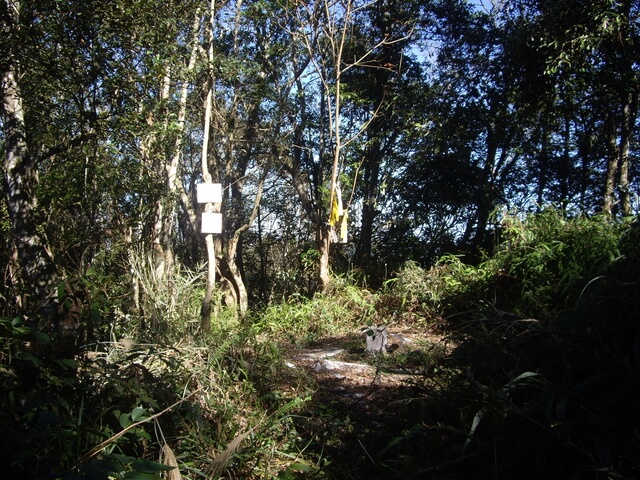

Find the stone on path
[[364, 325, 388, 355]]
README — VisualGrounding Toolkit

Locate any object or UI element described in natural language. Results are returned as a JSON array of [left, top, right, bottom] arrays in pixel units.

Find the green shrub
[[0, 309, 317, 479], [387, 211, 627, 322], [255, 277, 377, 344], [493, 210, 623, 318], [380, 214, 640, 479], [381, 255, 496, 323]]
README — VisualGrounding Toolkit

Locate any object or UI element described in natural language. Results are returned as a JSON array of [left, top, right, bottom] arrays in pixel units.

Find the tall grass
[[255, 276, 377, 344], [494, 210, 624, 318]]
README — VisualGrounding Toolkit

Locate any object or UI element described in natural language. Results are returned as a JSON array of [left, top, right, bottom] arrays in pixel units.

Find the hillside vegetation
[[2, 211, 639, 479]]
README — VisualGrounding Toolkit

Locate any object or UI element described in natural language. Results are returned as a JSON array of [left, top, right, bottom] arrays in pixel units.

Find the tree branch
[[37, 131, 97, 162]]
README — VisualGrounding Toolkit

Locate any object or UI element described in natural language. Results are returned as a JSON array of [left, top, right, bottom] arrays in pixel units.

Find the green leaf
[[131, 406, 147, 422], [119, 412, 132, 428], [110, 453, 138, 465], [133, 428, 152, 441], [22, 352, 41, 367], [86, 267, 98, 276], [57, 282, 67, 300], [288, 462, 317, 472], [122, 472, 156, 480], [60, 358, 79, 368], [29, 331, 51, 344], [80, 458, 123, 479], [138, 395, 160, 410]]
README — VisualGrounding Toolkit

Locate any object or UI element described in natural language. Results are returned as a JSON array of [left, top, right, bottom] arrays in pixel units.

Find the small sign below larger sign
[[197, 183, 222, 204], [201, 212, 223, 234]]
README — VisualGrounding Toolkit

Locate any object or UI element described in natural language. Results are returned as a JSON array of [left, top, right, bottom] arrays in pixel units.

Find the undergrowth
[[254, 277, 377, 344], [1, 211, 638, 479], [0, 306, 316, 479], [356, 211, 640, 479]]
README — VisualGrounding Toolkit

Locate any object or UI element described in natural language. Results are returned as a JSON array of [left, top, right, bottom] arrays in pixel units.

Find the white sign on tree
[[197, 183, 223, 234], [196, 183, 222, 204], [201, 212, 222, 234]]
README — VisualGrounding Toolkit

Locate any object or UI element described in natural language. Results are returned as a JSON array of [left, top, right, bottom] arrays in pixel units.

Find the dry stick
[[357, 438, 381, 472], [76, 389, 201, 467]]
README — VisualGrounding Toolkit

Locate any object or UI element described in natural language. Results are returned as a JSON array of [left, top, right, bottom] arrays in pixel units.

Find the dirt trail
[[285, 329, 445, 388], [281, 329, 448, 479]]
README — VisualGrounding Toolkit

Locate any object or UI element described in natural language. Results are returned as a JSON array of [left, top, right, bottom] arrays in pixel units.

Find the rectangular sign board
[[201, 212, 223, 234], [197, 183, 222, 204]]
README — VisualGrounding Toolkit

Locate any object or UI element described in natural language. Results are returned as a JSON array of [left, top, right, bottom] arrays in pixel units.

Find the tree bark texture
[[618, 91, 637, 217], [318, 224, 331, 293], [200, 232, 215, 332], [1, 1, 56, 310]]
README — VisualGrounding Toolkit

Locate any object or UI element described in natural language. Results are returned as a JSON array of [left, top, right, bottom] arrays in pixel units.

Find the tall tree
[[351, 0, 418, 273], [1, 0, 56, 310], [192, 0, 295, 316], [290, 0, 411, 291], [507, 0, 639, 217]]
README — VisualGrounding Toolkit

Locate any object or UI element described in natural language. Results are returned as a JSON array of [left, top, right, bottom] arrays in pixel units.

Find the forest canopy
[[2, 0, 637, 317]]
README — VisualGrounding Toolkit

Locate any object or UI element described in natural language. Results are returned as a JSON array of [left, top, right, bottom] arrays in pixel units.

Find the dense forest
[[1, 0, 639, 479]]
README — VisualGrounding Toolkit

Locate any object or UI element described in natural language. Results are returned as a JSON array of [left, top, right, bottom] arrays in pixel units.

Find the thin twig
[[357, 438, 381, 471], [76, 389, 201, 467]]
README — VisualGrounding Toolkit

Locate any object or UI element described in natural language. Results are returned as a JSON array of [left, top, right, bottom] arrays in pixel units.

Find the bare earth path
[[281, 328, 450, 479]]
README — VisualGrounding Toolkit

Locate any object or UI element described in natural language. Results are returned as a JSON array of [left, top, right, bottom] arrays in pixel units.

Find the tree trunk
[[603, 114, 619, 218], [200, 5, 215, 330], [471, 126, 499, 246], [150, 9, 200, 280], [618, 91, 637, 217], [560, 114, 571, 208], [150, 70, 175, 280], [603, 1, 636, 219], [225, 234, 248, 316], [536, 127, 549, 210], [357, 118, 382, 270], [1, 3, 56, 310], [603, 98, 636, 219], [356, 0, 401, 273], [200, 232, 215, 332], [318, 224, 332, 293], [223, 162, 269, 316]]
